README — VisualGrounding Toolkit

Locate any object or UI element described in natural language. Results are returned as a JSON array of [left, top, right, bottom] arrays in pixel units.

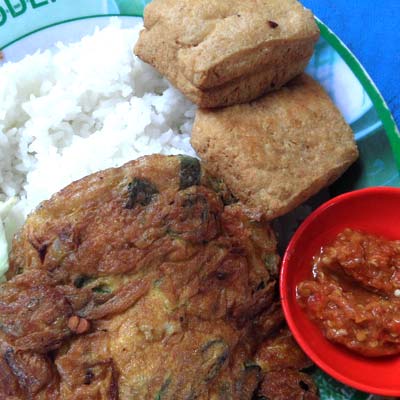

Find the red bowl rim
[[280, 186, 400, 396]]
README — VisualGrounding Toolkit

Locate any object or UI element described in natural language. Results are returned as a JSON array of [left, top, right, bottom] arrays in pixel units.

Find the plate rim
[[0, 12, 395, 399], [315, 18, 400, 175]]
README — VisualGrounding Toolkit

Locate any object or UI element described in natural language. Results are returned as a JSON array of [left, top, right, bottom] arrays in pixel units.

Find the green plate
[[0, 1, 398, 399]]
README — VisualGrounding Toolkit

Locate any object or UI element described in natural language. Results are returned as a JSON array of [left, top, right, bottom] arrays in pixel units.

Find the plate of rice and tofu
[[0, 1, 398, 399]]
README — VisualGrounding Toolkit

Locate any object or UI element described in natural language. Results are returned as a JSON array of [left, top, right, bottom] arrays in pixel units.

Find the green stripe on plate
[[0, 11, 394, 400], [316, 19, 400, 174], [0, 14, 141, 51]]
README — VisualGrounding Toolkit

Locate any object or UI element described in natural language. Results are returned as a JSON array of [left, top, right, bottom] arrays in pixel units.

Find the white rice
[[0, 18, 326, 281], [0, 19, 197, 245]]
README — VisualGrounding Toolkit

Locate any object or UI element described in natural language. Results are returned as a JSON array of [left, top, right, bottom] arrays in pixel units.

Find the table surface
[[302, 0, 400, 130]]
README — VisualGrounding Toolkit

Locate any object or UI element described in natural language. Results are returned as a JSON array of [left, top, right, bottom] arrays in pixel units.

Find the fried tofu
[[191, 74, 359, 220], [134, 0, 319, 107]]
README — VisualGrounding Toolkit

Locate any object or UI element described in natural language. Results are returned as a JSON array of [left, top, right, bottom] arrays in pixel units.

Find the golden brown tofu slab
[[191, 74, 359, 220], [135, 0, 319, 107]]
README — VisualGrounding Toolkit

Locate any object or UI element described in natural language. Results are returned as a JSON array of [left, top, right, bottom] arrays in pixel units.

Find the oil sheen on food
[[297, 228, 400, 356]]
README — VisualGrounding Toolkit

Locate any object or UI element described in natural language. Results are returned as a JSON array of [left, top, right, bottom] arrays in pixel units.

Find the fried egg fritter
[[0, 154, 310, 399]]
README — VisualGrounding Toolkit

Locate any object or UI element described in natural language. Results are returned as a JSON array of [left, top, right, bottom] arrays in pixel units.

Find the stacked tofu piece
[[135, 0, 319, 108], [135, 0, 358, 219]]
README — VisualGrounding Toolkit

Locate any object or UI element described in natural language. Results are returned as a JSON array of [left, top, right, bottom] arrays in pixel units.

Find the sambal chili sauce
[[297, 228, 400, 357]]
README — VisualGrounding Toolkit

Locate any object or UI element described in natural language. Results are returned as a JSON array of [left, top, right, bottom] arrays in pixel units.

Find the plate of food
[[0, 1, 398, 399]]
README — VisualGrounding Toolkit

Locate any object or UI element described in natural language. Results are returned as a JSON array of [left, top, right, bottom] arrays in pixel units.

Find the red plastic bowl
[[280, 187, 400, 396]]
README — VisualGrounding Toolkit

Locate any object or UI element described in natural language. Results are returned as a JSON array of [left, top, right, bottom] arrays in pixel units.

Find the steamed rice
[[0, 19, 196, 246], [0, 18, 321, 283]]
